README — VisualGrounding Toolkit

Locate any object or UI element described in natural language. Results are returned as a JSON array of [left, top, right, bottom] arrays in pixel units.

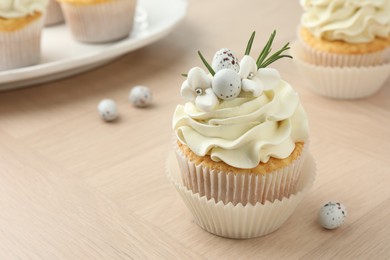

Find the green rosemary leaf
[[256, 30, 276, 68], [256, 31, 292, 68], [181, 73, 188, 77], [259, 42, 291, 68], [245, 31, 256, 55], [260, 55, 293, 68], [198, 51, 215, 76]]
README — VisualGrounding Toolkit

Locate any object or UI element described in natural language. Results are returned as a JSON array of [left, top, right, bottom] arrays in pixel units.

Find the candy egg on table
[[212, 48, 240, 73], [129, 86, 153, 107], [318, 201, 347, 230], [212, 68, 242, 100], [97, 99, 118, 122]]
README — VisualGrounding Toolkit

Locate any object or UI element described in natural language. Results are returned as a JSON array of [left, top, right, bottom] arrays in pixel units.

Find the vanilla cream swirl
[[0, 0, 48, 18], [173, 81, 309, 169], [300, 0, 390, 43]]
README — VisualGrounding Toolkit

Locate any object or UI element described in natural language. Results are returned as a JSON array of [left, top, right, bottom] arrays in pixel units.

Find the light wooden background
[[1, 0, 390, 259]]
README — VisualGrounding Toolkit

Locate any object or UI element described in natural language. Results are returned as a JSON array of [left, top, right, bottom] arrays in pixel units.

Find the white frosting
[[300, 0, 390, 43], [0, 0, 48, 19], [173, 80, 309, 169]]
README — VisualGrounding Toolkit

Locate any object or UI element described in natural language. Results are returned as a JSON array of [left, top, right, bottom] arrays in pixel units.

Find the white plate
[[0, 0, 188, 91]]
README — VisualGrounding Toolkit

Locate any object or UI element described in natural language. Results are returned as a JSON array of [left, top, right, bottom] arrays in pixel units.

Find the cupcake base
[[167, 152, 316, 239], [45, 0, 65, 26], [291, 41, 390, 99], [175, 142, 308, 206], [298, 27, 390, 67], [60, 0, 136, 43], [0, 14, 44, 71]]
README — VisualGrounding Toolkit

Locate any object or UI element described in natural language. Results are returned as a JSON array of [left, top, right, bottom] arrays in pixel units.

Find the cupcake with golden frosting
[[292, 0, 390, 99], [57, 0, 137, 43], [168, 32, 316, 239], [0, 0, 48, 70]]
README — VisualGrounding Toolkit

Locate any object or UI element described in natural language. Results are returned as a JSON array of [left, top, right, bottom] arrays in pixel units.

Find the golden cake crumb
[[177, 141, 305, 175], [300, 27, 390, 55], [0, 12, 42, 32]]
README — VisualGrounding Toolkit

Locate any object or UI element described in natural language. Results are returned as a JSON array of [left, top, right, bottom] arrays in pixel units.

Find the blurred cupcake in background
[[57, 0, 137, 43], [0, 0, 48, 71], [45, 0, 64, 26], [292, 0, 390, 99]]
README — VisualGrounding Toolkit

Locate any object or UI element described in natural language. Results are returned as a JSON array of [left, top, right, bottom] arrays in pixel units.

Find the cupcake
[[57, 0, 137, 43], [169, 32, 315, 238], [292, 0, 390, 99], [0, 0, 48, 71], [45, 0, 64, 26]]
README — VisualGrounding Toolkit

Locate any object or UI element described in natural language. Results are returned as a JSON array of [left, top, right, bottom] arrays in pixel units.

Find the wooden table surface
[[1, 0, 390, 259]]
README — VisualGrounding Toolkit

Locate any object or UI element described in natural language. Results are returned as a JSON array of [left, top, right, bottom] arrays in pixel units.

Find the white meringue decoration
[[97, 99, 118, 122], [195, 88, 219, 112], [212, 68, 241, 100], [181, 67, 211, 101], [212, 48, 240, 73], [129, 86, 153, 108], [318, 202, 347, 230], [239, 55, 281, 96], [181, 67, 218, 112]]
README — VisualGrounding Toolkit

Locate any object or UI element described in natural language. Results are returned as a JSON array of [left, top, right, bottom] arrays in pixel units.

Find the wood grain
[[0, 0, 389, 259]]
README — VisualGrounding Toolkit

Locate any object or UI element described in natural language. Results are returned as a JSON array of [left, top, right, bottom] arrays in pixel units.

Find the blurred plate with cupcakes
[[0, 0, 188, 91]]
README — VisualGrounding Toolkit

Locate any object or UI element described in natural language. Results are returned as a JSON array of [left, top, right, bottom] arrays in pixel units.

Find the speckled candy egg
[[129, 86, 153, 107], [97, 99, 118, 122], [318, 201, 347, 230], [212, 69, 241, 100], [211, 48, 240, 73]]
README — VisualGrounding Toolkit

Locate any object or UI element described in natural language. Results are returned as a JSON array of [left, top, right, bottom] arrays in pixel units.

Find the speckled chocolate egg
[[129, 86, 153, 107], [212, 48, 240, 73], [212, 69, 241, 100], [98, 99, 118, 122], [318, 201, 347, 230]]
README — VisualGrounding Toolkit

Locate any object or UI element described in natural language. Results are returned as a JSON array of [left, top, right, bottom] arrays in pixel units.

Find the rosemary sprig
[[198, 51, 215, 76], [256, 30, 292, 69], [245, 31, 256, 55], [256, 30, 276, 67]]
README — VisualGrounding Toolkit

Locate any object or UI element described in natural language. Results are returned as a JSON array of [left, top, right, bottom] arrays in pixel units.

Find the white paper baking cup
[[174, 143, 307, 206], [0, 15, 44, 71], [45, 0, 64, 26], [291, 41, 390, 99], [297, 33, 390, 67], [60, 0, 136, 43], [167, 152, 316, 239]]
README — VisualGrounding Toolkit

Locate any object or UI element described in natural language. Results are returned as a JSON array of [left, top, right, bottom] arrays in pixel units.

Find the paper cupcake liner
[[167, 152, 316, 239], [291, 41, 390, 99], [298, 34, 390, 67], [45, 0, 64, 26], [0, 15, 44, 71], [60, 0, 136, 43], [174, 142, 308, 206]]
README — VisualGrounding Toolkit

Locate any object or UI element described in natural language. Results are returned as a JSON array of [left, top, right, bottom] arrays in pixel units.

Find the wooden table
[[1, 0, 389, 259]]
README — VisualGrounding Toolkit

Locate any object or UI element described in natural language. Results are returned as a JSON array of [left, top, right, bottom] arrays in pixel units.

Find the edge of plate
[[0, 0, 188, 91]]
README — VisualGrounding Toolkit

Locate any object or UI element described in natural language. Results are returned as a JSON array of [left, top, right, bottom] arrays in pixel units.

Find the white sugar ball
[[97, 99, 118, 122], [212, 69, 241, 100], [318, 201, 347, 230], [129, 86, 153, 107]]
